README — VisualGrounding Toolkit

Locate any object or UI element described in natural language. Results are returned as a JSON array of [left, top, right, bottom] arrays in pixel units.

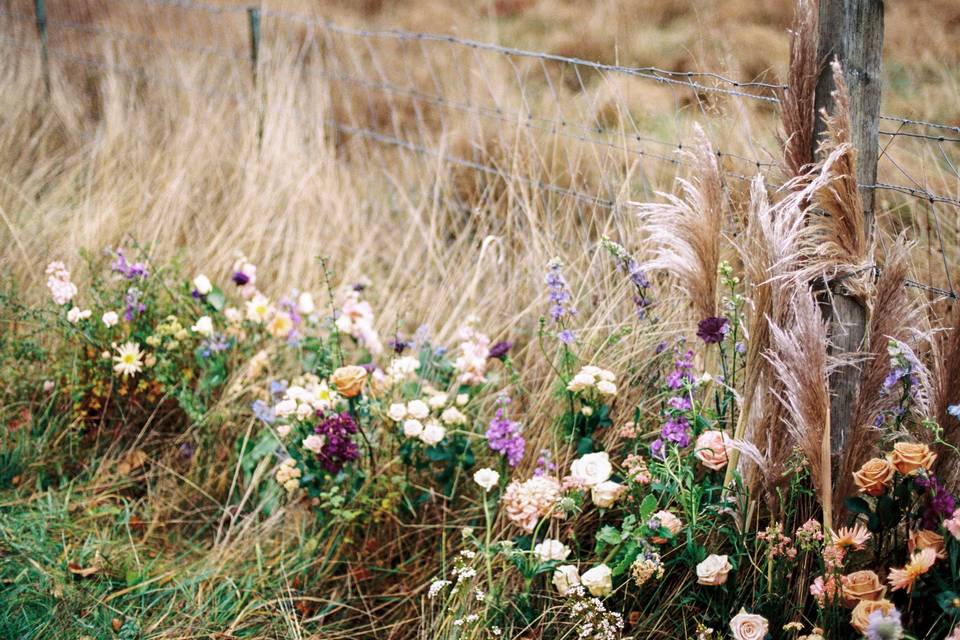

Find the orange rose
[[841, 570, 886, 607], [850, 598, 895, 634], [909, 529, 946, 559], [853, 458, 895, 496], [889, 442, 936, 475], [329, 365, 367, 398]]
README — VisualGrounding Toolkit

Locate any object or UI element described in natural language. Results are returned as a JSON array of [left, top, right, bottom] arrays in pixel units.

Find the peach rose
[[853, 457, 895, 496], [850, 598, 895, 634], [696, 554, 732, 586], [694, 430, 730, 471], [908, 529, 946, 559], [841, 570, 886, 606], [650, 510, 683, 544], [329, 365, 367, 398], [729, 609, 768, 640], [889, 441, 936, 475]]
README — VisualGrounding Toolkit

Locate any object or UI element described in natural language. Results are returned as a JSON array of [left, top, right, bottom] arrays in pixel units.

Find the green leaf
[[638, 493, 658, 521]]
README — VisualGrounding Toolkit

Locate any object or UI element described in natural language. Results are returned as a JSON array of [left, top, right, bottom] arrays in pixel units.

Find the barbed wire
[[1, 0, 957, 294]]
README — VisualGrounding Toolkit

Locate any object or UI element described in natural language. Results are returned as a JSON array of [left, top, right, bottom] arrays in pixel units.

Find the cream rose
[[569, 452, 613, 488], [841, 570, 886, 606], [889, 441, 937, 475], [850, 598, 895, 634], [302, 434, 325, 454], [591, 480, 624, 508], [407, 399, 429, 420], [419, 421, 445, 446], [387, 402, 407, 422], [192, 274, 213, 295], [566, 371, 596, 393], [729, 609, 769, 640], [402, 419, 424, 438], [853, 457, 895, 496], [329, 365, 367, 398], [696, 554, 732, 586], [533, 539, 571, 562], [552, 564, 580, 596], [580, 564, 613, 597], [694, 430, 730, 471]]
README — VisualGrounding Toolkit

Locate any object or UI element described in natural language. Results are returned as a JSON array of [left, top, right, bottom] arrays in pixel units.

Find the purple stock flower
[[545, 258, 576, 323], [915, 474, 957, 528], [650, 438, 665, 460], [661, 416, 691, 448], [486, 396, 525, 467], [534, 449, 556, 476], [488, 341, 513, 360], [123, 287, 146, 321], [667, 396, 692, 412], [313, 411, 361, 475], [110, 249, 149, 280], [178, 441, 196, 460], [199, 333, 231, 358], [696, 316, 729, 344], [557, 329, 576, 345], [231, 271, 251, 286]]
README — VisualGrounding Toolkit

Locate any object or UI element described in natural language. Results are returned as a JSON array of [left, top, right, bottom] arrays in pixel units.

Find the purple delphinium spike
[[485, 395, 525, 467]]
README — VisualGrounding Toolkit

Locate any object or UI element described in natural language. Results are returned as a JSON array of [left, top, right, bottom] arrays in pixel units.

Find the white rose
[[597, 369, 616, 383], [441, 407, 467, 426], [193, 274, 213, 295], [473, 468, 500, 491], [566, 371, 596, 393], [595, 380, 617, 396], [428, 393, 448, 409], [569, 452, 613, 487], [552, 565, 580, 596], [419, 421, 445, 446], [696, 554, 732, 586], [276, 424, 291, 438], [591, 480, 624, 508], [191, 316, 214, 336], [407, 399, 429, 420], [387, 402, 407, 422], [580, 564, 613, 597], [101, 311, 119, 327], [274, 398, 297, 417], [302, 434, 325, 454], [534, 539, 571, 562], [729, 610, 769, 640], [297, 292, 315, 315], [402, 419, 424, 438], [456, 393, 470, 406]]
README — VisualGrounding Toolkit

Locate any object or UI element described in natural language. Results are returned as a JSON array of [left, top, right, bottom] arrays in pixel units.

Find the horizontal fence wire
[[0, 0, 957, 297]]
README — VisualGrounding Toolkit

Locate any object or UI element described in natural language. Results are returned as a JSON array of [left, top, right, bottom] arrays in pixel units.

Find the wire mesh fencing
[[0, 0, 957, 298]]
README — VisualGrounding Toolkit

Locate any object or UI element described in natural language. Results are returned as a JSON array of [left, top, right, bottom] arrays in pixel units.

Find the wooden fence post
[[32, 0, 50, 95], [247, 6, 264, 148], [812, 0, 884, 481]]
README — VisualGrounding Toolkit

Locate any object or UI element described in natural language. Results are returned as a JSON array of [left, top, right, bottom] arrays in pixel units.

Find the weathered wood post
[[812, 0, 884, 484], [32, 0, 50, 95], [247, 6, 264, 148]]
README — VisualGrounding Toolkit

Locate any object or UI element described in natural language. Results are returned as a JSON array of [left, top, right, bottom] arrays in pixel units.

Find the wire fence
[[0, 0, 957, 298]]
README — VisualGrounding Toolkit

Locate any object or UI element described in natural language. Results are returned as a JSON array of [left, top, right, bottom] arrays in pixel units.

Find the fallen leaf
[[117, 448, 148, 475], [111, 618, 123, 633]]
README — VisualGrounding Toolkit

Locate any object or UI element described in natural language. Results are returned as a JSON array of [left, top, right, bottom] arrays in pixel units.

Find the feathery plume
[[766, 286, 835, 526], [777, 0, 818, 181], [802, 61, 871, 295], [633, 123, 724, 322], [931, 304, 960, 491]]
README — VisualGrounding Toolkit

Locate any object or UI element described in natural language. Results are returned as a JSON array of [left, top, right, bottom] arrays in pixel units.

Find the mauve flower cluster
[[915, 474, 957, 528], [486, 396, 525, 467], [696, 316, 729, 344], [651, 345, 696, 459], [110, 248, 149, 280], [313, 411, 361, 474]]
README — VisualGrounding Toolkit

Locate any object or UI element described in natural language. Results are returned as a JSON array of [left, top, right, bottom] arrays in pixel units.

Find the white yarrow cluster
[[566, 365, 617, 396]]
